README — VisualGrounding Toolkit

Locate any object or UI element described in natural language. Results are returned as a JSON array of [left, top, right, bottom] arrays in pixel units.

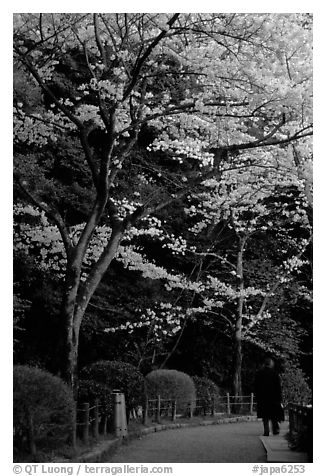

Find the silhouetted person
[[254, 357, 283, 436]]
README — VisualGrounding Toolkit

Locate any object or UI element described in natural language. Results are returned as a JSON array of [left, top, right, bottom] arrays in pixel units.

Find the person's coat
[[254, 367, 284, 421]]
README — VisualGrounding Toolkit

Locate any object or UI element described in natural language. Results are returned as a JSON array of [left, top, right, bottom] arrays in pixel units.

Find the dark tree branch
[[14, 47, 83, 129], [223, 125, 313, 153], [15, 111, 71, 131], [39, 14, 44, 42], [88, 301, 126, 315], [79, 127, 100, 191], [123, 13, 180, 100], [117, 98, 251, 137], [76, 224, 125, 319], [94, 14, 107, 66], [14, 173, 72, 255], [83, 41, 97, 79], [98, 110, 116, 190]]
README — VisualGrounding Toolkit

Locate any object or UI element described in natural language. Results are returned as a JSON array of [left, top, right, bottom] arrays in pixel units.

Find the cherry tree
[[13, 13, 312, 395], [184, 147, 312, 396]]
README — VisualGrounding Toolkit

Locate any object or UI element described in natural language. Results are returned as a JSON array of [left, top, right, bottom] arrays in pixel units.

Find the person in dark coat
[[254, 357, 283, 436]]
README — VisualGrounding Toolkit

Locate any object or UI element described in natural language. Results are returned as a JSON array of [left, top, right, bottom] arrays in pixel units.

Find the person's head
[[263, 357, 275, 369]]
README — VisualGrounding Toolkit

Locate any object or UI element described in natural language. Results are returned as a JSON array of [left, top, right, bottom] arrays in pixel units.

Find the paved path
[[260, 427, 308, 463], [109, 421, 267, 463]]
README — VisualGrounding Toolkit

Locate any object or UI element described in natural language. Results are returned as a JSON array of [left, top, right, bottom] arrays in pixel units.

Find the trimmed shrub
[[13, 365, 74, 453], [78, 379, 113, 415], [145, 369, 196, 414], [280, 364, 312, 405], [192, 376, 220, 414], [80, 360, 145, 413]]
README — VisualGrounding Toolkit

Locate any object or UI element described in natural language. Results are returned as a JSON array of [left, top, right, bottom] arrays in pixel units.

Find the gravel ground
[[109, 421, 267, 463]]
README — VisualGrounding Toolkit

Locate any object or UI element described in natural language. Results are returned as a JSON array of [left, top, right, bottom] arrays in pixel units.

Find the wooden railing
[[138, 393, 256, 424], [75, 393, 257, 443], [288, 403, 313, 461], [75, 400, 110, 444]]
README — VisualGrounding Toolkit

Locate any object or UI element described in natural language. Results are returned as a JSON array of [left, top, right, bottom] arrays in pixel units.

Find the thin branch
[[224, 125, 313, 153], [159, 315, 188, 369], [83, 40, 116, 137], [116, 99, 255, 137], [83, 41, 97, 79], [123, 13, 180, 100], [107, 198, 122, 228], [192, 251, 237, 270], [159, 258, 204, 369], [14, 173, 72, 255], [244, 235, 312, 334], [39, 14, 44, 42], [15, 111, 71, 132], [88, 301, 126, 315], [255, 282, 280, 320], [76, 224, 125, 319], [98, 110, 117, 191], [285, 56, 293, 81], [207, 309, 234, 331], [14, 47, 83, 130], [15, 14, 89, 57], [94, 14, 107, 67], [79, 128, 100, 190]]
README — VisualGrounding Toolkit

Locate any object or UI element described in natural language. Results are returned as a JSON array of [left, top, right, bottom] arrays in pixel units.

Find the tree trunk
[[61, 292, 81, 399], [232, 235, 247, 404], [61, 226, 124, 397], [232, 328, 242, 398], [60, 243, 86, 396]]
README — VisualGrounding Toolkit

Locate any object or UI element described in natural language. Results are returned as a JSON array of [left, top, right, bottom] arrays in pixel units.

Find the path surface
[[109, 421, 268, 463]]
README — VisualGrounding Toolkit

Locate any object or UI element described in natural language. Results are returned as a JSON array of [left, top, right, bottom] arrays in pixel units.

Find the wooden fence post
[[172, 400, 177, 421], [226, 393, 231, 415], [250, 393, 254, 415], [71, 403, 77, 450], [82, 402, 90, 444], [211, 396, 215, 416], [93, 399, 99, 439], [27, 411, 36, 457], [103, 416, 108, 436], [156, 395, 161, 423], [142, 396, 149, 425]]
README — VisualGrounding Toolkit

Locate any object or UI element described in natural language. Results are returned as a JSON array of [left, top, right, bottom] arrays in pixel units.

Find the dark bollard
[[112, 390, 128, 438]]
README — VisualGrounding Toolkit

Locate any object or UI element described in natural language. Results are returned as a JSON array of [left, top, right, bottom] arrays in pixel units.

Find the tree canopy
[[13, 13, 313, 396]]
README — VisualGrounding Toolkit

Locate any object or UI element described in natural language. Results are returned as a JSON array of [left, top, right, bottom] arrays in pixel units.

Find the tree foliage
[[13, 13, 312, 395]]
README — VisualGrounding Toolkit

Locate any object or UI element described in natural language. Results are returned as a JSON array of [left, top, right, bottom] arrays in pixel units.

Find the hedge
[[80, 360, 145, 414], [78, 379, 113, 415], [192, 376, 220, 414], [145, 369, 196, 414], [281, 364, 312, 405], [13, 365, 74, 455]]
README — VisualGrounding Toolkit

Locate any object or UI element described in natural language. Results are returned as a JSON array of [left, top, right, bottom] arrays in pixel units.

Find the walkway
[[109, 420, 267, 463]]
